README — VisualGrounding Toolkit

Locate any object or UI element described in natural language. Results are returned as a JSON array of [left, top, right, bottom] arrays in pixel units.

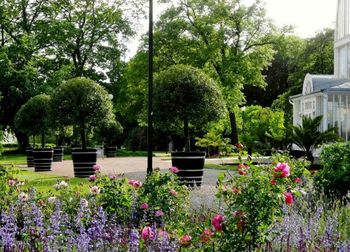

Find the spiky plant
[[291, 115, 340, 163]]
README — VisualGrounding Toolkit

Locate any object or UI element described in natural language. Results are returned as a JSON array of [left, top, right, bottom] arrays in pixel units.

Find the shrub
[[315, 142, 350, 200], [137, 169, 189, 226], [214, 158, 305, 250]]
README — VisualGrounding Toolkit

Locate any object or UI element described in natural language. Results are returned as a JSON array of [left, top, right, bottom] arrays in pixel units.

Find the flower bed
[[1, 154, 350, 251]]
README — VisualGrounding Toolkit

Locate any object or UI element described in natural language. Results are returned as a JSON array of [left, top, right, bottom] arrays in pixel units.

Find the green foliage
[[272, 29, 334, 123], [14, 94, 52, 147], [153, 64, 226, 151], [0, 165, 21, 212], [137, 170, 189, 225], [51, 77, 115, 149], [94, 120, 123, 146], [291, 115, 340, 162], [241, 105, 286, 153], [94, 176, 133, 220], [195, 131, 232, 157], [315, 142, 350, 200], [215, 158, 305, 250]]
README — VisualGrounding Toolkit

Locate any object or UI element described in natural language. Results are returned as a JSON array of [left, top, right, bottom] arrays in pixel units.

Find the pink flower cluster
[[273, 162, 290, 178], [128, 179, 142, 188], [169, 166, 179, 174], [141, 226, 155, 241], [179, 234, 192, 247], [211, 214, 224, 232], [200, 229, 213, 243]]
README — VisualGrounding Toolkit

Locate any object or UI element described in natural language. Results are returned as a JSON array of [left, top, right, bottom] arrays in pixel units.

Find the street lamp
[[147, 0, 154, 175]]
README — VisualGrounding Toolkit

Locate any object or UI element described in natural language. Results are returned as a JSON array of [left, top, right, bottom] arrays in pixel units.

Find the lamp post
[[241, 106, 246, 134], [147, 0, 154, 175]]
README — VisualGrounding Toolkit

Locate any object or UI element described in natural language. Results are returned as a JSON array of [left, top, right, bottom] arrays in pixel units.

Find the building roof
[[309, 75, 350, 92]]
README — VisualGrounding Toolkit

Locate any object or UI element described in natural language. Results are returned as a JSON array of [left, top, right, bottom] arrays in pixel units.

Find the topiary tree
[[94, 120, 123, 146], [14, 94, 52, 148], [51, 77, 115, 150], [153, 65, 226, 152]]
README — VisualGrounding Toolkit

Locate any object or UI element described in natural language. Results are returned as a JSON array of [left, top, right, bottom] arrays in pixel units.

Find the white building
[[290, 0, 350, 140]]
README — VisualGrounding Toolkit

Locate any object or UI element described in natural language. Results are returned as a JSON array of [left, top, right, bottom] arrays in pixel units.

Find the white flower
[[54, 181, 68, 189], [48, 196, 57, 204], [59, 181, 68, 188], [81, 198, 89, 208], [18, 192, 28, 202], [90, 186, 100, 195]]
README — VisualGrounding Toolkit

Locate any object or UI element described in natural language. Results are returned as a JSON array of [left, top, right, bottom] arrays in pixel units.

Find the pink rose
[[179, 234, 192, 247], [128, 179, 142, 188], [169, 166, 179, 174], [284, 192, 293, 205], [232, 187, 241, 194], [170, 189, 178, 197], [237, 164, 249, 175], [93, 164, 101, 171], [211, 214, 224, 232], [141, 226, 155, 241], [140, 203, 149, 210], [294, 177, 302, 184], [155, 210, 164, 217], [274, 162, 290, 178], [200, 229, 213, 243], [89, 175, 97, 182]]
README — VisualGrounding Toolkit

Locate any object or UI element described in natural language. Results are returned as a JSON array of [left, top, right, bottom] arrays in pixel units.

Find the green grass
[[0, 154, 26, 165], [9, 168, 89, 195], [204, 163, 237, 171]]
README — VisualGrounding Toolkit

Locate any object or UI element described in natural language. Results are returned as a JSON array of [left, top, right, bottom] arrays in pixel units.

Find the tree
[[291, 115, 340, 163], [44, 0, 133, 80], [14, 94, 52, 148], [153, 65, 226, 152], [51, 77, 115, 150], [154, 0, 278, 145], [272, 29, 334, 123]]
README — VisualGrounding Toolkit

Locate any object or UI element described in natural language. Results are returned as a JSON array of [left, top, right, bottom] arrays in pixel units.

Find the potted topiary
[[51, 77, 114, 177], [14, 94, 54, 171], [153, 65, 226, 186], [95, 120, 123, 157]]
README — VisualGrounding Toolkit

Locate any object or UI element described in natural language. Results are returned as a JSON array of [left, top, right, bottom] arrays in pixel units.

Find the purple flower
[[155, 210, 164, 217]]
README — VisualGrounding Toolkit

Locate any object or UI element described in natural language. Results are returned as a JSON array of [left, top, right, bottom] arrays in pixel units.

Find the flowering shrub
[[214, 158, 306, 251], [137, 169, 189, 227]]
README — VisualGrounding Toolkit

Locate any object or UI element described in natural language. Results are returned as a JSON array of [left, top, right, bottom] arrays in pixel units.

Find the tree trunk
[[184, 118, 190, 152], [81, 128, 86, 150], [41, 132, 45, 148], [229, 111, 238, 145], [14, 131, 29, 152]]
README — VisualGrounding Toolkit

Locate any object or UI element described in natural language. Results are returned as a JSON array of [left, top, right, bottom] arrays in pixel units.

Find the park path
[[49, 156, 232, 186]]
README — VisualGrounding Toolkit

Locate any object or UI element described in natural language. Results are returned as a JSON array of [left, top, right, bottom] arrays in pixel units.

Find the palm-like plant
[[291, 115, 340, 162]]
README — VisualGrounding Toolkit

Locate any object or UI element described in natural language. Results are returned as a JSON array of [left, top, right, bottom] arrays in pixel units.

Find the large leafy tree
[[44, 0, 133, 82], [0, 0, 52, 148], [272, 28, 334, 123], [152, 0, 278, 145]]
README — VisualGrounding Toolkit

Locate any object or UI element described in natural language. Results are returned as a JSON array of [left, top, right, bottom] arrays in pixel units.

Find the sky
[[127, 0, 337, 58], [264, 0, 336, 38]]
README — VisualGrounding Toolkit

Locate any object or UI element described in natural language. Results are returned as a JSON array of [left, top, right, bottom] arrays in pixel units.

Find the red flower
[[200, 229, 213, 243], [294, 177, 302, 184], [270, 180, 277, 185], [237, 164, 249, 175], [179, 235, 192, 247], [284, 192, 293, 205]]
